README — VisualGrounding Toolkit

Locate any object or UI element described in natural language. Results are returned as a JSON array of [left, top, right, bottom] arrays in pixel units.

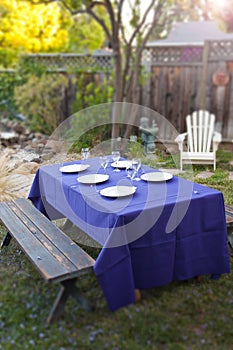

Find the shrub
[[0, 72, 21, 117], [71, 72, 114, 113], [67, 72, 114, 150], [14, 73, 69, 134]]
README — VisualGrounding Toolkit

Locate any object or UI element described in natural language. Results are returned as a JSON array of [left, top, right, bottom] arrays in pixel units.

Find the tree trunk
[[111, 47, 123, 144]]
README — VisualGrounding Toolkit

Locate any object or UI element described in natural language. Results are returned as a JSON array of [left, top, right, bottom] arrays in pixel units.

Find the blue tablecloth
[[28, 157, 230, 311]]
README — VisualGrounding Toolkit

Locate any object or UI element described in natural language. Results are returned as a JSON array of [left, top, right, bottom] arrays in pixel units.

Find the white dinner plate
[[100, 186, 136, 197], [111, 160, 132, 169], [77, 174, 109, 184], [59, 164, 90, 173], [141, 172, 173, 182]]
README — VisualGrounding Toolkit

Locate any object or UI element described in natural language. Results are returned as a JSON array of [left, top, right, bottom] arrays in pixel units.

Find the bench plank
[[11, 199, 95, 275], [0, 202, 75, 282], [0, 199, 95, 283], [0, 198, 96, 323]]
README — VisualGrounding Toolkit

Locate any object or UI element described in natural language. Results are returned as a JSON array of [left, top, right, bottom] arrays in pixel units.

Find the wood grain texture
[[0, 199, 95, 283], [225, 205, 233, 226]]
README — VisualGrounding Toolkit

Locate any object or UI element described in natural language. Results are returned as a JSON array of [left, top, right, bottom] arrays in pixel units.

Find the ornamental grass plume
[[0, 152, 21, 202]]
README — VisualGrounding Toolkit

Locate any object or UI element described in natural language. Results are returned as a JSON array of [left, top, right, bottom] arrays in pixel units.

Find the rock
[[8, 149, 41, 164], [41, 152, 54, 161], [196, 171, 213, 179], [24, 144, 34, 151], [13, 124, 26, 135], [24, 129, 31, 137], [44, 139, 65, 153], [37, 143, 45, 152], [13, 162, 39, 174], [34, 132, 43, 140], [0, 132, 19, 147]]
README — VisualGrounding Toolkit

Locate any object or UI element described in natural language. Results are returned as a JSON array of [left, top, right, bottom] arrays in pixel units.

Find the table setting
[[28, 153, 230, 312]]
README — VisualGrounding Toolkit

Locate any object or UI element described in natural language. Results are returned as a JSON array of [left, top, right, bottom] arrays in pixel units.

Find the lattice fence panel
[[209, 40, 233, 61], [143, 46, 203, 65], [26, 53, 114, 71]]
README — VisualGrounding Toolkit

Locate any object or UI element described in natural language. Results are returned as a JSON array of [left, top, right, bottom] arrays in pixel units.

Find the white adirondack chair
[[175, 110, 222, 171]]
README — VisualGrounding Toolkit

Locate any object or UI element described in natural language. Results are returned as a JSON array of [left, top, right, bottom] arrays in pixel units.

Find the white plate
[[111, 160, 132, 169], [141, 172, 173, 182], [100, 186, 136, 197], [59, 164, 90, 173], [77, 174, 109, 184]]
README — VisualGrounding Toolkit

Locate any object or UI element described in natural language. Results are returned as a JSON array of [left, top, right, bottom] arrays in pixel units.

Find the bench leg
[[47, 279, 92, 324], [227, 226, 233, 250], [61, 219, 74, 231], [1, 232, 12, 249]]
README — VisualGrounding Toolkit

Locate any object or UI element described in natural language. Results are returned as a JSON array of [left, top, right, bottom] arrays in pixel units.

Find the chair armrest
[[213, 131, 222, 152], [213, 131, 222, 143], [175, 132, 187, 143], [175, 133, 187, 151]]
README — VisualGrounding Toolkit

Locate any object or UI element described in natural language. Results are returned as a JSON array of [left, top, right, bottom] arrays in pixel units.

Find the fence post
[[200, 40, 210, 109]]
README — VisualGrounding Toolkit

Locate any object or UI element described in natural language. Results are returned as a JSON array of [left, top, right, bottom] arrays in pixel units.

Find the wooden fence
[[143, 40, 233, 141], [1, 42, 233, 141]]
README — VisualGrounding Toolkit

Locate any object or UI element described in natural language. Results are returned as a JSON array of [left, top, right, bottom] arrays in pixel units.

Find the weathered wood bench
[[0, 198, 95, 324], [225, 204, 233, 249]]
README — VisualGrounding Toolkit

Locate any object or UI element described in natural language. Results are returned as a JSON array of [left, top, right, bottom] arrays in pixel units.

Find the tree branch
[[86, 8, 111, 41], [115, 0, 124, 43], [128, 0, 158, 46], [139, 2, 164, 54], [105, 0, 116, 30], [121, 0, 159, 90]]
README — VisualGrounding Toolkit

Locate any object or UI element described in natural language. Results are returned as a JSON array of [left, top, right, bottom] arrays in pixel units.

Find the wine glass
[[99, 156, 109, 174], [81, 147, 90, 160], [126, 165, 136, 184], [132, 158, 141, 181], [112, 151, 121, 172]]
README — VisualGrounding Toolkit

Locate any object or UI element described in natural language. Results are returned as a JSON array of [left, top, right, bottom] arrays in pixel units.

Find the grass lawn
[[0, 149, 232, 350]]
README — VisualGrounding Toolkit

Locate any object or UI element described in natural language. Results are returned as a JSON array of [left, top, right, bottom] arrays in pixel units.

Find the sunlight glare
[[210, 0, 229, 10]]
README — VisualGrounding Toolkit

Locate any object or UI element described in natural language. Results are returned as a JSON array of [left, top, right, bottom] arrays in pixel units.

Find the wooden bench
[[225, 204, 233, 249], [0, 198, 95, 324]]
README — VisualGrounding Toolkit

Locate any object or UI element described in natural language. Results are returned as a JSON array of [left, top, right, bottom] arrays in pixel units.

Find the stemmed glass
[[132, 158, 141, 181], [81, 147, 90, 161], [126, 165, 136, 185], [111, 151, 121, 172], [99, 156, 109, 174]]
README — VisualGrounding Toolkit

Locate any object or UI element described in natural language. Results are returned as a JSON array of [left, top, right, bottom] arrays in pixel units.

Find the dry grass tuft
[[0, 152, 22, 202]]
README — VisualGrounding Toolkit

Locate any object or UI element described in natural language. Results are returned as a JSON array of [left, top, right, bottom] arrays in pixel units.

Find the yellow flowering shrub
[[0, 0, 70, 53]]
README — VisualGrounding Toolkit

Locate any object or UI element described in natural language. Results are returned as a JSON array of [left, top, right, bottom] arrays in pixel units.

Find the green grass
[[0, 149, 232, 349], [0, 239, 232, 350], [144, 149, 233, 205]]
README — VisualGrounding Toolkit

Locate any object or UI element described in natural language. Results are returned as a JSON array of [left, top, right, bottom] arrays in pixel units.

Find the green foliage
[[16, 56, 47, 81], [127, 140, 145, 159], [72, 73, 114, 113], [67, 13, 106, 53], [69, 124, 112, 153], [193, 167, 233, 206], [0, 47, 19, 68], [66, 73, 114, 150], [14, 73, 69, 134], [0, 72, 22, 117]]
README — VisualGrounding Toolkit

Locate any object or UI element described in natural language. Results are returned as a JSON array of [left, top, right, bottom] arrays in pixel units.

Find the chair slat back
[[187, 111, 215, 153]]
